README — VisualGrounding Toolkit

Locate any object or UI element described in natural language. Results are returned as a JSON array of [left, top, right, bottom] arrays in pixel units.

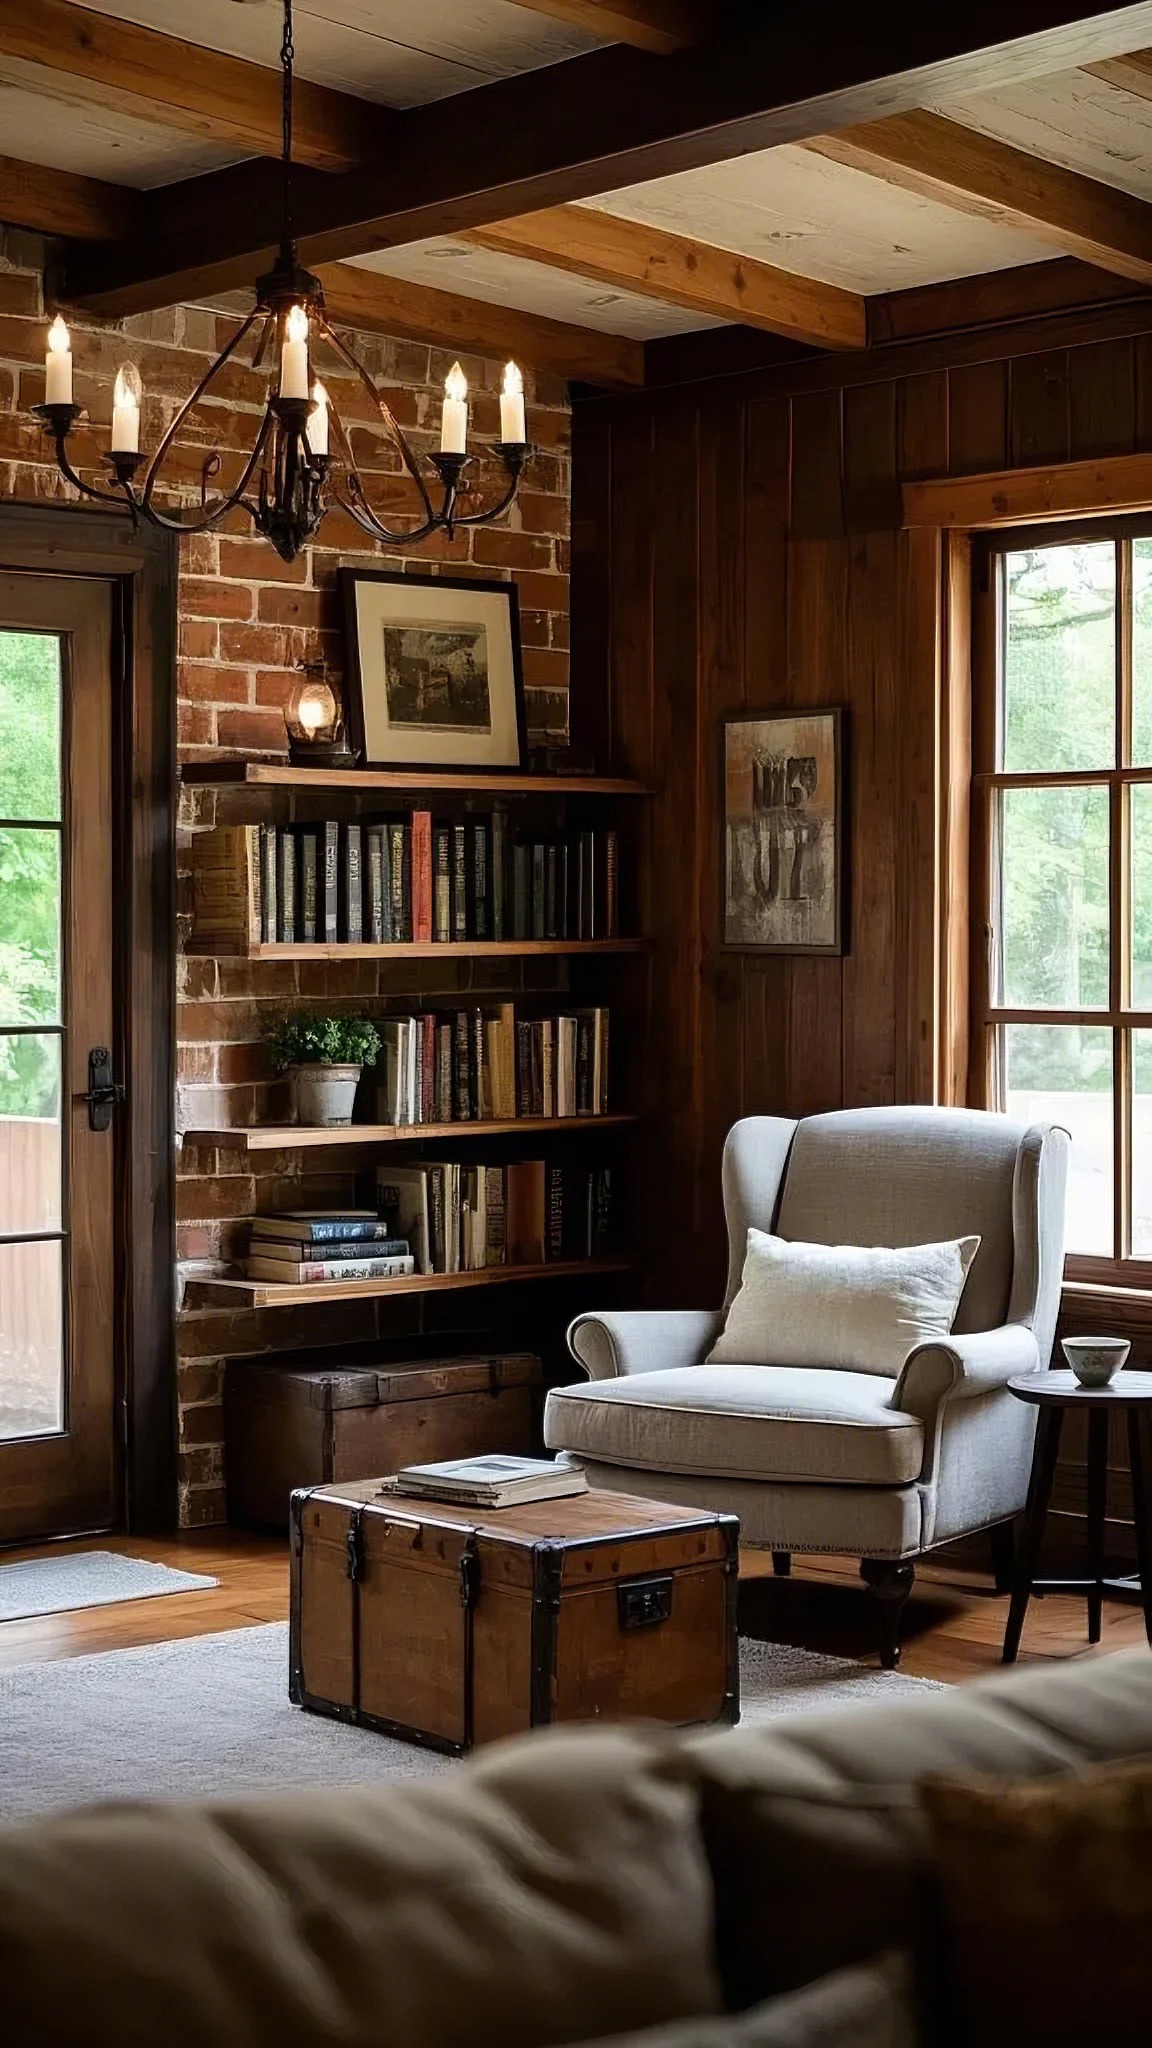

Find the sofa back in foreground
[[1, 1651, 1149, 2047]]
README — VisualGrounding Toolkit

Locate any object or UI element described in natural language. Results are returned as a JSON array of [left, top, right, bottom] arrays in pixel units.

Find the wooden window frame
[[0, 502, 177, 1530], [971, 512, 1152, 1291]]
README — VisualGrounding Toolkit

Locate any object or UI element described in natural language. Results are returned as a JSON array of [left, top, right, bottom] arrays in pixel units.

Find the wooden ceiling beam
[[316, 264, 643, 387], [465, 203, 866, 349], [505, 1, 708, 52], [803, 109, 1152, 285], [59, 2, 1152, 315], [0, 152, 140, 240], [1082, 45, 1152, 96], [0, 0, 381, 171]]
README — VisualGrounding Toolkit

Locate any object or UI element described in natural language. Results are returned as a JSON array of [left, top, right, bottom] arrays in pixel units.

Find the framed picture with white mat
[[340, 567, 527, 771]]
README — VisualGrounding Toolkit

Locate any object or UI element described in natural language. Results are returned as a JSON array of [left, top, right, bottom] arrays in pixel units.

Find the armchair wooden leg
[[860, 1559, 915, 1670], [771, 1551, 792, 1577], [989, 1519, 1017, 1596]]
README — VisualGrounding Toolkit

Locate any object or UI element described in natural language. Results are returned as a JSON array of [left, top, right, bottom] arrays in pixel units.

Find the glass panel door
[[0, 576, 116, 1543]]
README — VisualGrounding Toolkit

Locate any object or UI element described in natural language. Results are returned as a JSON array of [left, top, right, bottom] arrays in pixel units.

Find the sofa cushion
[[682, 1648, 1152, 2013], [587, 1955, 917, 2048], [921, 1759, 1152, 2047], [545, 1367, 924, 1486], [707, 1229, 979, 1377], [0, 1726, 721, 2048]]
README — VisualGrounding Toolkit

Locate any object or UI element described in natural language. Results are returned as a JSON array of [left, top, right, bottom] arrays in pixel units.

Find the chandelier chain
[[280, 0, 295, 258]]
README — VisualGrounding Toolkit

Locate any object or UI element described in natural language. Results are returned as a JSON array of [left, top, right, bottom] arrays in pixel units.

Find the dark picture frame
[[340, 567, 527, 772], [721, 708, 846, 955]]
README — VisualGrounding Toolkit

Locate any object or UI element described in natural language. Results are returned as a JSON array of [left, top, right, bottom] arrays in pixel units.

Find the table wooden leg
[[1003, 1406, 1063, 1664], [1127, 1410, 1152, 1651], [1086, 1408, 1109, 1645]]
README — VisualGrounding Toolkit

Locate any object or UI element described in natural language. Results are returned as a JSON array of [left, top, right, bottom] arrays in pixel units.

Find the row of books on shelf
[[243, 1166, 614, 1283], [214, 815, 620, 947], [377, 1005, 609, 1125]]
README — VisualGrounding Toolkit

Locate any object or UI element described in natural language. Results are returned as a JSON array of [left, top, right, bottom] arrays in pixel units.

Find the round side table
[[1003, 1369, 1152, 1663]]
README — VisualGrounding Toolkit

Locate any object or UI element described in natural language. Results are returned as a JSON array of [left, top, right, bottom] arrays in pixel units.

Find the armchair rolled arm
[[567, 1309, 725, 1382], [893, 1324, 1041, 1421]]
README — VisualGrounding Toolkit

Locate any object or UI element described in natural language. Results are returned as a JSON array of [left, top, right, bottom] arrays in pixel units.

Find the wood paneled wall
[[572, 309, 1152, 1309]]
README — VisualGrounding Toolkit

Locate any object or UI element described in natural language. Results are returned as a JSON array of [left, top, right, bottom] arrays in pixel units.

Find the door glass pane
[[1133, 539, 1152, 765], [1002, 542, 1116, 772], [0, 1033, 61, 1233], [0, 630, 61, 821], [0, 1237, 63, 1440], [996, 786, 1109, 1008], [0, 827, 60, 1026], [1001, 1023, 1112, 1255]]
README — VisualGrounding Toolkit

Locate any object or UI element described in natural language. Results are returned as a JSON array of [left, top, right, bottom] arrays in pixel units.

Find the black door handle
[[85, 1046, 123, 1132]]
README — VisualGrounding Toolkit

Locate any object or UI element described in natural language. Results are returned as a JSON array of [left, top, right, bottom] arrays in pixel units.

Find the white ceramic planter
[[289, 1062, 362, 1127]]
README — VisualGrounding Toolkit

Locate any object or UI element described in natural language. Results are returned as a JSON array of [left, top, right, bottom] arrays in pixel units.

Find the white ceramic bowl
[[1060, 1335, 1131, 1389]]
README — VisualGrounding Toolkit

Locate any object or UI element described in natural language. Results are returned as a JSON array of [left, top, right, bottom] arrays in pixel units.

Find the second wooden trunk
[[290, 1481, 740, 1752], [225, 1352, 541, 1528]]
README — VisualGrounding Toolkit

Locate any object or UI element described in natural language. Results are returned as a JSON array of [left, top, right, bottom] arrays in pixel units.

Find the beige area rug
[[0, 1622, 942, 1821], [0, 1551, 217, 1623]]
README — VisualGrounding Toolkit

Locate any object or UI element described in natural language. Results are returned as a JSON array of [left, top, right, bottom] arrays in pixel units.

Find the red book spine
[[411, 809, 433, 943]]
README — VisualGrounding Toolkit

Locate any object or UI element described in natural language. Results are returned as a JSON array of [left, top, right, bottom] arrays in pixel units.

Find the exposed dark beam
[[507, 0, 709, 50], [638, 255, 1152, 390], [466, 204, 867, 347], [0, 0, 381, 171], [0, 152, 140, 240], [61, 3, 1152, 316]]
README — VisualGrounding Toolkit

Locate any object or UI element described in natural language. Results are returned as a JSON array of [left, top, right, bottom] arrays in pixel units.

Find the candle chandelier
[[31, 0, 529, 563]]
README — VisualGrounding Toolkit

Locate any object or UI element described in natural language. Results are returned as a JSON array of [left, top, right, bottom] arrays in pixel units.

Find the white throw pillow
[[705, 1228, 980, 1378]]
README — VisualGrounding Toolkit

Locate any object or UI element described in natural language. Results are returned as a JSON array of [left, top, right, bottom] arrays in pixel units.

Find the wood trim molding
[[0, 503, 177, 1532], [1082, 47, 1152, 102], [507, 0, 707, 50], [0, 0, 381, 170], [903, 451, 1152, 530], [466, 205, 867, 349], [803, 110, 1152, 286]]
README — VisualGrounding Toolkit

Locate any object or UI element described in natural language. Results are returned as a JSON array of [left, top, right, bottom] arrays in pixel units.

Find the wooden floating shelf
[[181, 761, 654, 797], [182, 1114, 640, 1152], [189, 938, 646, 960], [184, 1255, 632, 1312]]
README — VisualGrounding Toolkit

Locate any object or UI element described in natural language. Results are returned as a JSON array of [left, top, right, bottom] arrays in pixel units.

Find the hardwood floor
[[0, 1528, 1146, 1681]]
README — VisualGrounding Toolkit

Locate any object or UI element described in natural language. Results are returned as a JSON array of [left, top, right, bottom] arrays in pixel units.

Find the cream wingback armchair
[[545, 1108, 1069, 1668]]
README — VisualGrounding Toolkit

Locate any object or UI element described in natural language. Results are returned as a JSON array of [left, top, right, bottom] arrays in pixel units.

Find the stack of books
[[228, 813, 620, 946], [244, 1211, 414, 1285], [376, 1004, 609, 1125], [378, 1162, 613, 1276]]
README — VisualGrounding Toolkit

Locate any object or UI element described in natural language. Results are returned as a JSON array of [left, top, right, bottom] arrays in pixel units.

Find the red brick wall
[[0, 232, 571, 1526]]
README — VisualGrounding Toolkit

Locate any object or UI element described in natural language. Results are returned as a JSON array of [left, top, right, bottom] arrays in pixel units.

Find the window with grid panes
[[972, 522, 1152, 1283]]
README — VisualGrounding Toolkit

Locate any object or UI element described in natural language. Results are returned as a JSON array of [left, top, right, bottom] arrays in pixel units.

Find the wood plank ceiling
[[2, 2, 1152, 382]]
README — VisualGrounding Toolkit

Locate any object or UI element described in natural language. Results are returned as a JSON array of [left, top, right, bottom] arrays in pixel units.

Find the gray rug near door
[[0, 1551, 218, 1623], [0, 1622, 942, 1821]]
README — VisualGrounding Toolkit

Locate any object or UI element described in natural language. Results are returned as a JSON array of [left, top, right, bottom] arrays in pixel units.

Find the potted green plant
[[265, 1013, 382, 1127]]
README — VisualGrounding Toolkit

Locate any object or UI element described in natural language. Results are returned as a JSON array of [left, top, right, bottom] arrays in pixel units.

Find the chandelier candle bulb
[[111, 363, 141, 454], [441, 361, 469, 455], [308, 381, 329, 457], [280, 305, 310, 401], [44, 316, 72, 406], [500, 361, 526, 446]]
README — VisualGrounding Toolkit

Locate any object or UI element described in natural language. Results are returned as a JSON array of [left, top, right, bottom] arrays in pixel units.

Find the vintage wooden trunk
[[289, 1482, 740, 1752], [225, 1353, 541, 1529]]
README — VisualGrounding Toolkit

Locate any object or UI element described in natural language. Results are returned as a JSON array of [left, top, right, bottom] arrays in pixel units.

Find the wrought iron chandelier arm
[[318, 317, 436, 526], [47, 427, 139, 512], [139, 307, 268, 521], [329, 473, 440, 549]]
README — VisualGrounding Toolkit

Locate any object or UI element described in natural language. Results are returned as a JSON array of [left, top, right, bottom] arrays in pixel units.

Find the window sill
[[1061, 1278, 1152, 1335]]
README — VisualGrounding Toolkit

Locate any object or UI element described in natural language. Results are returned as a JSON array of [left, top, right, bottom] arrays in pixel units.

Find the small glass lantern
[[283, 667, 359, 767]]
